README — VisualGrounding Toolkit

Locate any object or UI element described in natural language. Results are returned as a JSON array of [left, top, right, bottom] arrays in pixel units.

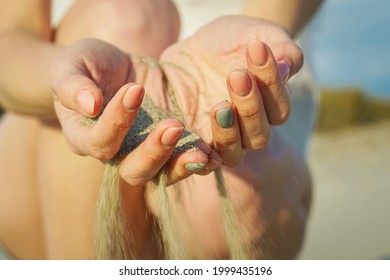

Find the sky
[[305, 0, 390, 99]]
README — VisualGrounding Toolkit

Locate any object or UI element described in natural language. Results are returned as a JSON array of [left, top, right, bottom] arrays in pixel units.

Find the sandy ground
[[298, 120, 390, 259]]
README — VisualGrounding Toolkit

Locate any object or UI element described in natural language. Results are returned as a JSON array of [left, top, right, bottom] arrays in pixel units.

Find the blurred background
[[297, 0, 390, 259]]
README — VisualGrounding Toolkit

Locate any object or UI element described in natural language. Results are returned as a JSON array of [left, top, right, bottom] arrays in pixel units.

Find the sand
[[298, 120, 390, 259]]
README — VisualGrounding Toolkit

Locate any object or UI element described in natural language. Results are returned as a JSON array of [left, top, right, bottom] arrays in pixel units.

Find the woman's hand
[[160, 15, 303, 166], [50, 15, 304, 184], [50, 38, 221, 186], [50, 38, 134, 158]]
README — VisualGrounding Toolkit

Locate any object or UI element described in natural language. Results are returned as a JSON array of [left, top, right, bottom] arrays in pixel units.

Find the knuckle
[[106, 117, 132, 133], [268, 103, 291, 125], [120, 171, 148, 186], [145, 151, 169, 167], [89, 144, 117, 161], [257, 72, 280, 89], [250, 138, 269, 150], [220, 137, 240, 147], [119, 159, 154, 186], [238, 105, 261, 120], [244, 131, 271, 150], [214, 130, 240, 147], [223, 154, 244, 168], [252, 139, 269, 150]]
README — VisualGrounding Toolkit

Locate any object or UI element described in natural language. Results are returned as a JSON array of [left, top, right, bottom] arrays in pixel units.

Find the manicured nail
[[248, 40, 268, 66], [185, 162, 206, 172], [229, 70, 252, 97], [122, 84, 144, 110], [278, 60, 291, 82], [161, 126, 184, 146], [78, 90, 95, 115], [216, 107, 233, 128]]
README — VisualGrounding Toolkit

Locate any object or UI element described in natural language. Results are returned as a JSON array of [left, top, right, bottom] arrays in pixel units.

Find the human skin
[[51, 14, 304, 259], [0, 0, 188, 259], [0, 0, 312, 259], [151, 16, 310, 258]]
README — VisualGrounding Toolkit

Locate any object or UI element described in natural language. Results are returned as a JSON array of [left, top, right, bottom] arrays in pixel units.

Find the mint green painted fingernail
[[216, 107, 233, 128], [185, 162, 206, 172]]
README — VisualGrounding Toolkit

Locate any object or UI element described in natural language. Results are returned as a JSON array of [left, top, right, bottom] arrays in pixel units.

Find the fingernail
[[122, 84, 144, 110], [216, 107, 233, 128], [161, 126, 184, 146], [185, 162, 206, 172], [229, 70, 252, 97], [278, 60, 291, 82], [248, 40, 268, 66], [78, 90, 95, 115]]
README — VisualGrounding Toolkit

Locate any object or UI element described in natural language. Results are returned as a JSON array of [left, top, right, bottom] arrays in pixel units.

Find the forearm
[[242, 0, 324, 38], [0, 29, 63, 118]]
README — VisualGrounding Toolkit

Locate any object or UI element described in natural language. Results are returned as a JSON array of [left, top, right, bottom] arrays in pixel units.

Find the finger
[[82, 83, 144, 160], [60, 83, 144, 160], [210, 101, 244, 167], [119, 119, 184, 186], [271, 40, 304, 78], [165, 147, 221, 184], [194, 150, 222, 176], [246, 40, 291, 125], [119, 119, 214, 186], [227, 69, 271, 150], [52, 69, 104, 118]]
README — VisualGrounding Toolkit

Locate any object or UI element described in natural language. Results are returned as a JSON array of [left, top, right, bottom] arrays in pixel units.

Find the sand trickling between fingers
[[85, 64, 248, 259]]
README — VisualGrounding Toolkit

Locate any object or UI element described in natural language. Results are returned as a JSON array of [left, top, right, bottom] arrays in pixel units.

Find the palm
[[160, 15, 294, 141], [52, 39, 131, 114], [192, 16, 283, 74]]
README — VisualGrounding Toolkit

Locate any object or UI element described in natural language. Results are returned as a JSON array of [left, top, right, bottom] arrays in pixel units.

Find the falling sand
[[84, 70, 249, 260]]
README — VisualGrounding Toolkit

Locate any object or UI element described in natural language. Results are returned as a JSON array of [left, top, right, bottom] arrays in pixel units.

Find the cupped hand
[[50, 38, 220, 186], [160, 15, 303, 166], [50, 38, 135, 159]]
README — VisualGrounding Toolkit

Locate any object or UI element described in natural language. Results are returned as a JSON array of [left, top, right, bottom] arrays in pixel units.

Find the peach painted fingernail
[[161, 126, 184, 146], [229, 70, 252, 97], [78, 90, 95, 115], [248, 40, 268, 66], [122, 84, 144, 110]]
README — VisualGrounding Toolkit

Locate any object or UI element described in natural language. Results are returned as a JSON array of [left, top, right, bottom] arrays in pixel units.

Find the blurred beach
[[293, 0, 390, 258], [298, 93, 390, 259]]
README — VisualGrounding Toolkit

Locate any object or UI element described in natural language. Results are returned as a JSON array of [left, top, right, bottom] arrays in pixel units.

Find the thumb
[[52, 72, 104, 118]]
